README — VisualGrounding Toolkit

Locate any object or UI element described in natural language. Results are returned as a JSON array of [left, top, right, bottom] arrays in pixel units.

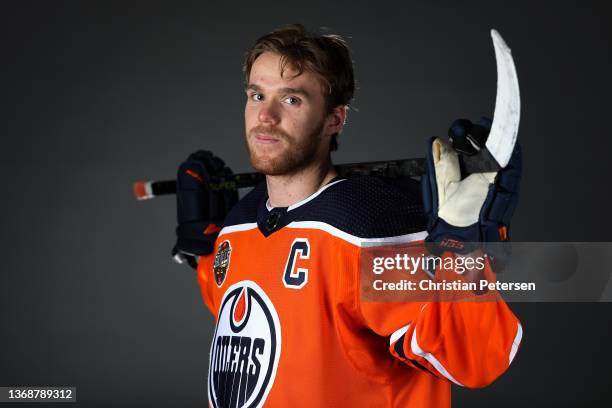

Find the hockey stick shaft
[[133, 157, 425, 200]]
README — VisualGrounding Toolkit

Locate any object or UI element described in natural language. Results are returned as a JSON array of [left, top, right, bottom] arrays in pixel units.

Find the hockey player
[[174, 24, 522, 407]]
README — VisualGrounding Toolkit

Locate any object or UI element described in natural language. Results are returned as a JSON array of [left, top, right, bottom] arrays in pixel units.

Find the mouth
[[254, 134, 280, 144]]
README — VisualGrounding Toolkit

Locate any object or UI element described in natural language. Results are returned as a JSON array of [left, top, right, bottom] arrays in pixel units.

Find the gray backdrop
[[2, 0, 611, 406]]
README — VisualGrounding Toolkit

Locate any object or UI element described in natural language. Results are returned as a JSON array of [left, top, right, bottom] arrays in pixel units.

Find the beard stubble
[[246, 121, 326, 176]]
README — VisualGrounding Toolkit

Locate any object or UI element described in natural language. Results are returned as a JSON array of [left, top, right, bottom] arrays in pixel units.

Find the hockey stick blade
[[461, 29, 520, 173], [133, 158, 425, 200], [486, 29, 521, 168], [488, 29, 520, 169]]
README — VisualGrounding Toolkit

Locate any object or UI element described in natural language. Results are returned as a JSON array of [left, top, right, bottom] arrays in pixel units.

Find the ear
[[325, 105, 348, 136]]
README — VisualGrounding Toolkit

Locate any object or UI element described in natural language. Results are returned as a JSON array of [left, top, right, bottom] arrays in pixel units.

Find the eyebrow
[[246, 84, 311, 99]]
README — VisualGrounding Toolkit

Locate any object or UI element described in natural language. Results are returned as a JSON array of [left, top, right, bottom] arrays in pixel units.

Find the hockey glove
[[173, 150, 238, 269], [421, 118, 522, 267]]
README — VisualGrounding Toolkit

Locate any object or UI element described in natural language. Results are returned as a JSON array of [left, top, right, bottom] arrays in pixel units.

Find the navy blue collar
[[256, 177, 345, 237]]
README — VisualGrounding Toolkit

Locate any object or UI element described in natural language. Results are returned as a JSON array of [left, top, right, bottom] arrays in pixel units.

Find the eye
[[283, 96, 300, 105], [249, 93, 264, 102]]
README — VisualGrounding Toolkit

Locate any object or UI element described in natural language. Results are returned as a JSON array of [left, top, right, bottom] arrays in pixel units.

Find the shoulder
[[298, 176, 427, 238], [221, 176, 427, 239], [222, 181, 266, 227]]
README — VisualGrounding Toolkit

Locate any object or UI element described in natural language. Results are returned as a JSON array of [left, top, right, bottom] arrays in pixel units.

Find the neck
[[266, 157, 338, 208]]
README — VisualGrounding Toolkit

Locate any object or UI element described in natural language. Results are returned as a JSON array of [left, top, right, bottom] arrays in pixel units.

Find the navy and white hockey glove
[[421, 118, 522, 267], [173, 150, 238, 269]]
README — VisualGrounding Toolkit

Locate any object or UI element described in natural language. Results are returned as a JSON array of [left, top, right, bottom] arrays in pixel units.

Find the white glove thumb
[[432, 138, 497, 227]]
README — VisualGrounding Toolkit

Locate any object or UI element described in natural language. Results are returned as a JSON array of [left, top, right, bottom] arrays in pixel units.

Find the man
[[174, 24, 522, 407]]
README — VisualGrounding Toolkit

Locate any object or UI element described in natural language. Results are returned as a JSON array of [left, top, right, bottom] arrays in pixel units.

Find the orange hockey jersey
[[196, 176, 522, 408]]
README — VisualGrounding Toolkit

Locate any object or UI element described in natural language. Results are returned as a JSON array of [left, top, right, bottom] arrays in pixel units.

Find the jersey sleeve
[[356, 246, 523, 388], [353, 188, 523, 389], [196, 251, 217, 316]]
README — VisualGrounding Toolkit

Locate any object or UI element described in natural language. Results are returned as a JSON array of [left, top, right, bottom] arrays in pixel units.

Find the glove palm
[[421, 119, 522, 264]]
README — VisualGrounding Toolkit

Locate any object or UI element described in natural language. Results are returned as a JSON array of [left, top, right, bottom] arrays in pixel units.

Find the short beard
[[246, 121, 326, 176]]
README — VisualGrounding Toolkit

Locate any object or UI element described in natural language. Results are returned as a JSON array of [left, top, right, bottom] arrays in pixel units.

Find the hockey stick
[[133, 157, 426, 200]]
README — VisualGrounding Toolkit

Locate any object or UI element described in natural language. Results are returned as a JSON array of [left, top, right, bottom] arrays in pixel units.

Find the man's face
[[244, 52, 335, 176]]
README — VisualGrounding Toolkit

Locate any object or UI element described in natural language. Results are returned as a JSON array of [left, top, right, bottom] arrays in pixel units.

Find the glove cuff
[[175, 222, 219, 256]]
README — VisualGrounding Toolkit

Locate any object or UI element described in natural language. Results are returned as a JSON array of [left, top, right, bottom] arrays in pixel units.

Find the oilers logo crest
[[208, 281, 281, 408]]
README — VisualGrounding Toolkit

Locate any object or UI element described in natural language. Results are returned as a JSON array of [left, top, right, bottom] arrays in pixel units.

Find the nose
[[258, 100, 280, 125]]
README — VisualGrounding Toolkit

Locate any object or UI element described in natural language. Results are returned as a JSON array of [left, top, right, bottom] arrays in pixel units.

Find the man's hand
[[173, 150, 238, 269], [421, 118, 522, 268]]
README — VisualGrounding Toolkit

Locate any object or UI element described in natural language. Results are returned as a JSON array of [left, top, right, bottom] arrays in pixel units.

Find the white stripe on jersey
[[219, 221, 427, 248], [287, 179, 347, 211], [410, 324, 464, 387], [287, 221, 427, 247], [265, 179, 347, 211], [218, 223, 258, 236], [390, 324, 411, 346], [509, 322, 523, 364]]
